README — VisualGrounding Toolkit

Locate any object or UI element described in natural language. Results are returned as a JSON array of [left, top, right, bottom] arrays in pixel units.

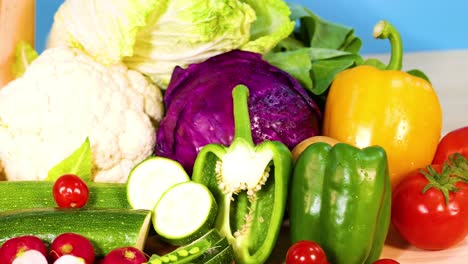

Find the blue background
[[36, 0, 468, 54]]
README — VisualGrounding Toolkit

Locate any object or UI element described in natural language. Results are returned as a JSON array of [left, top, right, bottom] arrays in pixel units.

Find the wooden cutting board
[[381, 226, 468, 264], [264, 225, 468, 263]]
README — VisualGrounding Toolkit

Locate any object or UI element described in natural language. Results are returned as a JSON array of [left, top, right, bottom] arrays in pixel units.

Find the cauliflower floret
[[0, 47, 164, 182]]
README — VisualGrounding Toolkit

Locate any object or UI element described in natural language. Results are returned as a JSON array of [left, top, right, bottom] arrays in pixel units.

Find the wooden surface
[[382, 226, 468, 263], [266, 225, 468, 264]]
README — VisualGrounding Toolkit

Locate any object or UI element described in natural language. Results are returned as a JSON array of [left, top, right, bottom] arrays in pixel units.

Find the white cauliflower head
[[0, 47, 164, 182]]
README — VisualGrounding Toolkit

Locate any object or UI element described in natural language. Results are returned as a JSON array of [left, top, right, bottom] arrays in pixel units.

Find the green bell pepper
[[192, 84, 292, 264], [289, 142, 391, 264]]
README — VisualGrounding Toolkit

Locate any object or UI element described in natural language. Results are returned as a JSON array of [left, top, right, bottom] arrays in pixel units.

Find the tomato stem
[[448, 153, 468, 181], [421, 154, 468, 204]]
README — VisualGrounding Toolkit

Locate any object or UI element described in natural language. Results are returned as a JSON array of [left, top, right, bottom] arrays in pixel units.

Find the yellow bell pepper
[[323, 20, 442, 189]]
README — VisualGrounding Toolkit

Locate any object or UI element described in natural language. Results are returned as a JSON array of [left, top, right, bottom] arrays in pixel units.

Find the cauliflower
[[0, 47, 164, 182]]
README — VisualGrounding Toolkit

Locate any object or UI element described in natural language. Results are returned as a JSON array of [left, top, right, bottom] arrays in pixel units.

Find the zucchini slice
[[153, 182, 217, 246], [127, 157, 190, 210]]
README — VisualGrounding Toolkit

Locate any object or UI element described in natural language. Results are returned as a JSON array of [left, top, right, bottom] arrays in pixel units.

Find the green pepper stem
[[232, 85, 254, 145], [373, 20, 403, 70]]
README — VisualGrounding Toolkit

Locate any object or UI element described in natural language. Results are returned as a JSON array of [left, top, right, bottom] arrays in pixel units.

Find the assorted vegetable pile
[[0, 0, 467, 264]]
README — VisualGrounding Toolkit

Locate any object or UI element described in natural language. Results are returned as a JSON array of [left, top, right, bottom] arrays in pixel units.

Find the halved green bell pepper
[[289, 142, 391, 264], [192, 85, 292, 264]]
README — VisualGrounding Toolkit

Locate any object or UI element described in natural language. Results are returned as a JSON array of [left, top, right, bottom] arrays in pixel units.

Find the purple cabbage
[[155, 50, 322, 174]]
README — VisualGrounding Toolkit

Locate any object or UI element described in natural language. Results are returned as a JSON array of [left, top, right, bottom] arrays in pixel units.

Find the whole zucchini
[[0, 181, 130, 212], [0, 208, 151, 256]]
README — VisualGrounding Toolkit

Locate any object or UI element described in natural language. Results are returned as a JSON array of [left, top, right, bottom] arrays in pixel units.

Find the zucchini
[[153, 181, 217, 246], [0, 181, 130, 212], [0, 208, 151, 256]]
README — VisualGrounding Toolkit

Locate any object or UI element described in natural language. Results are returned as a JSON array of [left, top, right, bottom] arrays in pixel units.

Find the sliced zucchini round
[[153, 181, 218, 246], [127, 156, 189, 210]]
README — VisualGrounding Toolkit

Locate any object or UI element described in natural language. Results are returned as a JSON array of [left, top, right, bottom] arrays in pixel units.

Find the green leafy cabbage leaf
[[124, 0, 256, 88], [48, 0, 157, 65], [240, 0, 295, 54], [48, 0, 294, 89]]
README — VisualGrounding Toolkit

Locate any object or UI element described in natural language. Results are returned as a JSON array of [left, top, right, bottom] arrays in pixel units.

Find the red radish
[[101, 247, 147, 264], [53, 254, 86, 264], [49, 233, 95, 264], [0, 235, 48, 264], [12, 249, 48, 264]]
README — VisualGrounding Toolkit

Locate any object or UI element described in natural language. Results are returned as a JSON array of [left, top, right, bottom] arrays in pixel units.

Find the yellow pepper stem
[[373, 20, 403, 71]]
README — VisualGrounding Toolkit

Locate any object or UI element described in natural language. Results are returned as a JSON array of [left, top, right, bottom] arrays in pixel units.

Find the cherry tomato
[[373, 259, 400, 264], [53, 174, 89, 208], [433, 126, 468, 164], [391, 164, 468, 250], [285, 240, 328, 264]]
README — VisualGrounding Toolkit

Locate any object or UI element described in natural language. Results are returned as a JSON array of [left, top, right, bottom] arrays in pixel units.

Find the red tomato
[[433, 126, 468, 164], [53, 174, 89, 208], [391, 164, 468, 250], [285, 240, 328, 264], [373, 259, 400, 264]]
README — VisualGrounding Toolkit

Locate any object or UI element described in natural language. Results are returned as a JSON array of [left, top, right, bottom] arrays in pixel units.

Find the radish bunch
[[0, 233, 147, 263]]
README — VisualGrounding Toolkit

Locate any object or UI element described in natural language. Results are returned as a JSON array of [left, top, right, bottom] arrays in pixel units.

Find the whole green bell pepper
[[192, 84, 292, 264], [289, 142, 391, 264]]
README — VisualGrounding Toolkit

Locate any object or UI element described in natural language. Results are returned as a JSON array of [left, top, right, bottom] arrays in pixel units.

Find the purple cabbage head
[[155, 50, 322, 174]]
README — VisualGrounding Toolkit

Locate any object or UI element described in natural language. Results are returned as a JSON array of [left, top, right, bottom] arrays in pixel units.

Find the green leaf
[[363, 58, 387, 70], [310, 55, 361, 95], [288, 3, 357, 50], [270, 36, 306, 52], [341, 32, 362, 53], [407, 69, 431, 84], [309, 19, 354, 50], [268, 3, 364, 97], [11, 41, 38, 78], [265, 47, 363, 95], [309, 48, 356, 61], [46, 138, 92, 182], [288, 3, 314, 20], [263, 49, 313, 89]]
